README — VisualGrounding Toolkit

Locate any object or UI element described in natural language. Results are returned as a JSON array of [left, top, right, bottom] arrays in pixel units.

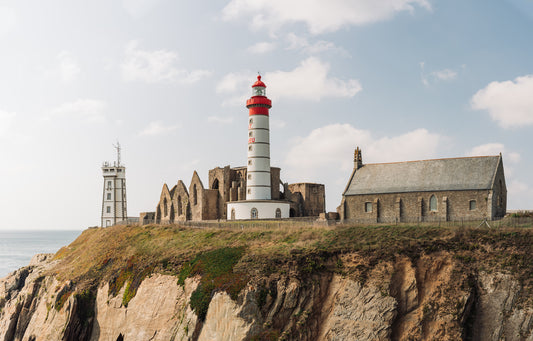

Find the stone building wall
[[151, 165, 326, 223], [340, 189, 503, 223], [490, 161, 507, 218], [189, 171, 205, 221], [171, 181, 190, 222], [287, 183, 325, 217]]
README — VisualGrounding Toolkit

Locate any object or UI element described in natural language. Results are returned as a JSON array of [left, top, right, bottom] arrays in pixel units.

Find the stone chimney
[[354, 147, 363, 169]]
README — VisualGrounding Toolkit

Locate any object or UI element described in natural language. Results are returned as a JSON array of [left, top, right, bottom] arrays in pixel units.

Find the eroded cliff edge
[[1, 224, 533, 341]]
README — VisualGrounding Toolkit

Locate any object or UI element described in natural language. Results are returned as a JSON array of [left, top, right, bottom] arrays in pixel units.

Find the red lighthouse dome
[[252, 75, 266, 88], [246, 75, 271, 115]]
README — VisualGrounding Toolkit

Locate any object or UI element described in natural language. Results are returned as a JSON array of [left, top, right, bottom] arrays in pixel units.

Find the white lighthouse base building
[[227, 201, 290, 220]]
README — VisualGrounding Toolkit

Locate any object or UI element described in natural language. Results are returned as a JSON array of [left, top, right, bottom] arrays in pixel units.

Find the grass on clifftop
[[50, 223, 533, 309]]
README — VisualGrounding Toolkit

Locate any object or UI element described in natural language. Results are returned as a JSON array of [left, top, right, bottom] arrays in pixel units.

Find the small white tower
[[101, 142, 127, 227]]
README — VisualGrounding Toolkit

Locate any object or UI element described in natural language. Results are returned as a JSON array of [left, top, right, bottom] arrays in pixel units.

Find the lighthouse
[[227, 76, 290, 220], [246, 75, 272, 200]]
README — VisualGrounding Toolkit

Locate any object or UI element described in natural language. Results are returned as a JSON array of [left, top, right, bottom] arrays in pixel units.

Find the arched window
[[275, 208, 282, 218], [251, 207, 258, 219], [429, 195, 437, 211], [231, 208, 236, 220], [178, 195, 182, 216], [192, 184, 197, 205], [156, 205, 161, 224], [169, 204, 175, 223], [163, 198, 168, 216]]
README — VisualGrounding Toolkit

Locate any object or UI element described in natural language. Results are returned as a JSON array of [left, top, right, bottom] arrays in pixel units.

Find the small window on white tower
[[249, 131, 253, 137], [248, 160, 252, 165], [107, 193, 111, 200], [106, 206, 111, 213], [248, 145, 253, 151], [251, 207, 258, 219], [248, 174, 252, 180], [249, 118, 253, 125]]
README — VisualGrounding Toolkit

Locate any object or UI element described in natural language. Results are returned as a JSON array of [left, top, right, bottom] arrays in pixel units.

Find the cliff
[[1, 224, 533, 340]]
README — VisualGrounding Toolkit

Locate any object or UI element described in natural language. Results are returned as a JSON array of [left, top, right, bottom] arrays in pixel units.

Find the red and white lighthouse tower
[[246, 75, 272, 200], [227, 76, 290, 220]]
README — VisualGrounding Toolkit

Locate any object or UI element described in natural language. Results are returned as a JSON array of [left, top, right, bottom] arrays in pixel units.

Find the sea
[[0, 230, 81, 279]]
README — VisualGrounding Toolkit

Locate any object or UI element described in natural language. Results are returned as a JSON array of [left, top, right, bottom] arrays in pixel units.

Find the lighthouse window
[[253, 87, 265, 96], [248, 174, 252, 180], [249, 145, 252, 151], [249, 131, 253, 137], [251, 208, 258, 219], [248, 160, 252, 165], [249, 118, 253, 125]]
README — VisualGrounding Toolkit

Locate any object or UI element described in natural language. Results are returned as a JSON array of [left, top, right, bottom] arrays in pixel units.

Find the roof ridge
[[364, 155, 499, 166]]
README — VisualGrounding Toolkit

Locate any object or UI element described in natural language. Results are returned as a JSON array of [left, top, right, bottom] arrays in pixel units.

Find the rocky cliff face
[[2, 250, 532, 341]]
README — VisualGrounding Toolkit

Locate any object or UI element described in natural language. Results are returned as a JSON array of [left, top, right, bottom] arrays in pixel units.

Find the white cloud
[[139, 120, 179, 136], [216, 58, 361, 106], [48, 99, 107, 123], [285, 124, 442, 179], [0, 110, 15, 137], [467, 143, 520, 163], [222, 0, 431, 34], [57, 51, 81, 83], [216, 72, 253, 94], [283, 124, 442, 210], [247, 42, 276, 54], [471, 75, 533, 128], [208, 116, 234, 124], [420, 62, 459, 86], [431, 69, 457, 81], [0, 7, 16, 36], [121, 41, 211, 84], [286, 33, 348, 55], [216, 71, 256, 106], [266, 57, 362, 101]]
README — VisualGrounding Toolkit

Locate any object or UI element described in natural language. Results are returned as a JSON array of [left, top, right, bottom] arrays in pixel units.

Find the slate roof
[[344, 155, 501, 196]]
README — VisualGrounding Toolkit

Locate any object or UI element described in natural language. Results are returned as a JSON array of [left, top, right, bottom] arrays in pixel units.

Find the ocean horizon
[[0, 230, 81, 279]]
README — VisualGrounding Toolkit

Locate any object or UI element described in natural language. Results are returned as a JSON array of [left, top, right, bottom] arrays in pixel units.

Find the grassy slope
[[50, 222, 533, 311]]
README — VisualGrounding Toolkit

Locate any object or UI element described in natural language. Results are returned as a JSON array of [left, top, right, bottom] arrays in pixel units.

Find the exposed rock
[[2, 252, 533, 340]]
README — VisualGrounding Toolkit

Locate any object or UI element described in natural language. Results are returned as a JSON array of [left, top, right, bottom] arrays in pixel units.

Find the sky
[[0, 0, 532, 230]]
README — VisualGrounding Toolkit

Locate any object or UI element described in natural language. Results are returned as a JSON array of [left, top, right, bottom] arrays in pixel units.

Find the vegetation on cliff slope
[[50, 220, 533, 315]]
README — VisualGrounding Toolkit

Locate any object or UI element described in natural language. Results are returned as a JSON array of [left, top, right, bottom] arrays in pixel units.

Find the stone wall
[[490, 161, 507, 219], [189, 171, 205, 221], [153, 166, 326, 223], [288, 183, 325, 217], [341, 189, 499, 223]]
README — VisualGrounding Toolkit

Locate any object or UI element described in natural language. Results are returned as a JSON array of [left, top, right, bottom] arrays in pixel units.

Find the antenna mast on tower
[[113, 141, 121, 166]]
